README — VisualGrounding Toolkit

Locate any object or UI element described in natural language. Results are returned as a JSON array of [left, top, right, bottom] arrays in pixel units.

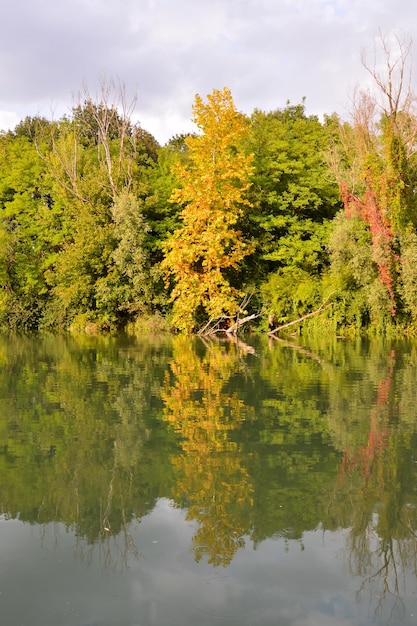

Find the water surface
[[1, 333, 417, 625]]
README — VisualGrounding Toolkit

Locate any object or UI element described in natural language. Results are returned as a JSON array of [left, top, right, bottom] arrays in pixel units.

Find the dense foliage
[[2, 37, 417, 335]]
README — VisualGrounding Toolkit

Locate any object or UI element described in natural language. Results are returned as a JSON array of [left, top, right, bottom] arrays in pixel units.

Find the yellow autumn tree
[[161, 87, 254, 333]]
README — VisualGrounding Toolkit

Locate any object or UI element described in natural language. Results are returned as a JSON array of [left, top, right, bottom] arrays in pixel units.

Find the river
[[0, 333, 416, 625]]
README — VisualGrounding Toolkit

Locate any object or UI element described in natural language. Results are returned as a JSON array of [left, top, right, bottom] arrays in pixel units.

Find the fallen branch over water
[[197, 311, 262, 336], [226, 312, 262, 336], [197, 291, 262, 337], [268, 293, 335, 336]]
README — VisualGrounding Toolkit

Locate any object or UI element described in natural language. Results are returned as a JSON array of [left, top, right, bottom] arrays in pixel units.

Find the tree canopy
[[2, 35, 417, 335]]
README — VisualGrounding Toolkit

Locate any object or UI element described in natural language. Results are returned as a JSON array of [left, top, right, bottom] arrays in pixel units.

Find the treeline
[[2, 35, 417, 335]]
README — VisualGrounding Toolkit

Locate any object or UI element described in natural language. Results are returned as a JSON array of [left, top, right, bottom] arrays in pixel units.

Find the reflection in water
[[162, 337, 255, 566], [1, 334, 417, 623], [334, 348, 417, 621]]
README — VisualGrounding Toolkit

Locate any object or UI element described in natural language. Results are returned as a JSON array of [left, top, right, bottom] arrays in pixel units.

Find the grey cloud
[[1, 0, 417, 142]]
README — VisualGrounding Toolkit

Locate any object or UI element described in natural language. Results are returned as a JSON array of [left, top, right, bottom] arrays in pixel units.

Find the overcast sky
[[1, 0, 416, 144]]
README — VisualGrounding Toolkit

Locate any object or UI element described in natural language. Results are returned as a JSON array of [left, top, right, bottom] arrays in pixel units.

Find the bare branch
[[268, 292, 336, 336], [75, 77, 139, 202], [33, 120, 87, 204], [361, 32, 415, 131]]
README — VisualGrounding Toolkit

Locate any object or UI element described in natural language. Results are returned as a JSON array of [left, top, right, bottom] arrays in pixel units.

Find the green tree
[[39, 84, 160, 330], [141, 135, 192, 311], [95, 191, 152, 318], [0, 124, 63, 329], [245, 103, 341, 326], [247, 103, 340, 276]]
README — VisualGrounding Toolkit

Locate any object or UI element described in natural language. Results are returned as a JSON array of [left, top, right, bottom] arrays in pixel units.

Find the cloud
[[1, 0, 417, 142]]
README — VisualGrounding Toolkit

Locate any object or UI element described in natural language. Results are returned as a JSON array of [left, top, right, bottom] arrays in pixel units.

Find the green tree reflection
[[0, 333, 177, 559]]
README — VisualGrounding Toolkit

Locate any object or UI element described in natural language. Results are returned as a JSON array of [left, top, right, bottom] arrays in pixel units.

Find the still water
[[1, 333, 417, 625]]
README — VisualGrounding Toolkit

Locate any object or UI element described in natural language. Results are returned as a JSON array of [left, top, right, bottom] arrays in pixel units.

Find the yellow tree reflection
[[162, 337, 254, 566]]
